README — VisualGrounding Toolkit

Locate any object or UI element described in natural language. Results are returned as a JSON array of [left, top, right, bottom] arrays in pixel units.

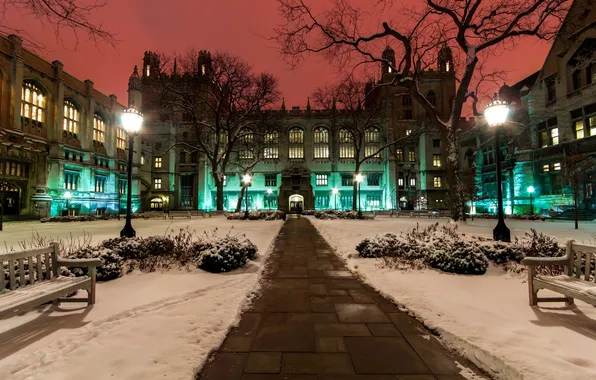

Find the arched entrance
[[0, 182, 20, 216], [289, 194, 304, 213], [150, 197, 164, 211]]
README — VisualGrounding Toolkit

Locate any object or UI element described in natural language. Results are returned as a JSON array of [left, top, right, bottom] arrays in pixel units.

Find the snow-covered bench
[[168, 210, 207, 219], [142, 211, 166, 219], [375, 210, 396, 218], [522, 240, 596, 307], [0, 243, 101, 319]]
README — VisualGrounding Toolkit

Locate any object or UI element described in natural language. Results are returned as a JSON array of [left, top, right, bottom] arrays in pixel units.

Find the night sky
[[12, 0, 553, 113]]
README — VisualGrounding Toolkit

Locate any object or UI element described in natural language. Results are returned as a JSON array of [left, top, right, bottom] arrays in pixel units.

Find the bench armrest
[[56, 258, 103, 268], [521, 256, 568, 266]]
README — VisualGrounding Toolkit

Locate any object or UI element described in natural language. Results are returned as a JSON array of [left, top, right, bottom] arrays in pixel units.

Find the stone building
[[0, 34, 140, 219], [135, 46, 457, 213]]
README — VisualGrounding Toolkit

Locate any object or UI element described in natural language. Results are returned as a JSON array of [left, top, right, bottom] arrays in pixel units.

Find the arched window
[[339, 129, 354, 159], [264, 131, 279, 159], [313, 126, 329, 159], [93, 114, 106, 143], [63, 100, 80, 134], [288, 127, 304, 159], [364, 127, 381, 158], [117, 128, 127, 150], [238, 129, 254, 159], [426, 91, 438, 107], [21, 82, 45, 123]]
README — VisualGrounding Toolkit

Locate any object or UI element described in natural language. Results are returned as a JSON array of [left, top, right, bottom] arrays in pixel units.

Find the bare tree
[[562, 148, 596, 230], [153, 50, 281, 211], [313, 76, 419, 210], [1, 0, 116, 49], [274, 0, 570, 220]]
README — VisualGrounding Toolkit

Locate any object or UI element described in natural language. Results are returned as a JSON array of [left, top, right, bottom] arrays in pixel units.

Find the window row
[[0, 161, 28, 177], [62, 172, 127, 194], [20, 81, 119, 146]]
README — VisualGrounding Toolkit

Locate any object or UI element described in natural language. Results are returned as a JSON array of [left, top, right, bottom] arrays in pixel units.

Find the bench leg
[[52, 298, 60, 308], [528, 268, 537, 306], [88, 267, 97, 305], [565, 297, 574, 306]]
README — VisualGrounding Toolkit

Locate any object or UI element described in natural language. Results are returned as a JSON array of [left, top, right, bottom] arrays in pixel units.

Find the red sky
[[10, 0, 553, 113]]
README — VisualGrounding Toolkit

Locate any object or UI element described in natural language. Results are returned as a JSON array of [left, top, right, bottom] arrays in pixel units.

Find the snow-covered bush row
[[314, 210, 375, 220], [470, 213, 546, 221], [356, 224, 565, 275], [301, 209, 317, 215], [39, 214, 145, 223], [226, 210, 286, 220]]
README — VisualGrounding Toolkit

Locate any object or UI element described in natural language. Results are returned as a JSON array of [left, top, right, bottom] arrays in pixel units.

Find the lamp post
[[64, 191, 72, 216], [355, 173, 364, 218], [242, 174, 252, 218], [485, 97, 510, 242], [267, 188, 273, 210], [120, 108, 143, 238], [528, 186, 535, 216], [332, 187, 339, 210]]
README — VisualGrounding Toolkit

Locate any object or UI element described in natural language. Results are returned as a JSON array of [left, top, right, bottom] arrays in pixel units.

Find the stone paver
[[197, 217, 483, 379]]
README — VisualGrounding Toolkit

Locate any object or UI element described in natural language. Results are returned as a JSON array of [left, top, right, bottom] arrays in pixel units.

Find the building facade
[[0, 34, 141, 219]]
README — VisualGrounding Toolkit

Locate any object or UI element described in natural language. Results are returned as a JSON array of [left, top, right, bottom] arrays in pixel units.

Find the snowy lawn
[[0, 218, 283, 380], [312, 217, 596, 380]]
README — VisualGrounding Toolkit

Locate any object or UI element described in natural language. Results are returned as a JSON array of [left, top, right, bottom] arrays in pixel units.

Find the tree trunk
[[446, 128, 463, 221], [235, 186, 246, 213], [212, 170, 224, 211], [574, 186, 579, 230], [352, 162, 361, 211]]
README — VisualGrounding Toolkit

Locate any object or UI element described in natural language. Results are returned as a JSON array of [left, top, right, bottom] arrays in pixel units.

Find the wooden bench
[[0, 243, 102, 319], [142, 211, 166, 220], [168, 210, 207, 219], [375, 210, 396, 218], [522, 240, 596, 306]]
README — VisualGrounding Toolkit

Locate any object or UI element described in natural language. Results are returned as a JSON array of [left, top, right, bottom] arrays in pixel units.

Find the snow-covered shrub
[[476, 241, 524, 265], [356, 233, 400, 258], [39, 214, 143, 223], [314, 210, 374, 220], [471, 214, 545, 221], [301, 209, 317, 215], [197, 235, 258, 273], [226, 210, 285, 220], [69, 247, 123, 281], [427, 241, 488, 275]]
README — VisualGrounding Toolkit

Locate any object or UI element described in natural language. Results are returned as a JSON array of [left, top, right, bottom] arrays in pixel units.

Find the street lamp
[[120, 108, 143, 238], [485, 97, 510, 242], [64, 191, 72, 216], [527, 186, 535, 216], [242, 174, 252, 218], [355, 173, 364, 218], [332, 187, 339, 210], [267, 188, 273, 210]]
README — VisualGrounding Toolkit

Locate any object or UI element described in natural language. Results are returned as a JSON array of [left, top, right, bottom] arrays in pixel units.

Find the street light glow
[[121, 108, 144, 133], [64, 191, 72, 199], [267, 188, 273, 194], [484, 99, 509, 127], [332, 187, 339, 195], [242, 174, 252, 184], [355, 173, 364, 183], [527, 186, 535, 193]]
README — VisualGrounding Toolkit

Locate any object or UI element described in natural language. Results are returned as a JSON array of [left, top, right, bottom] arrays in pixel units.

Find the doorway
[[289, 194, 304, 213]]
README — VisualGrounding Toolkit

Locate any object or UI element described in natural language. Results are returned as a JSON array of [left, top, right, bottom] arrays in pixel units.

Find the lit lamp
[[332, 187, 339, 210], [267, 188, 273, 210], [120, 108, 143, 238], [485, 97, 510, 242], [527, 186, 535, 216], [355, 173, 364, 218], [242, 174, 252, 218], [64, 191, 72, 216]]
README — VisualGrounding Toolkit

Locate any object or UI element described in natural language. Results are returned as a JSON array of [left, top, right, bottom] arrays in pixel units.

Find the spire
[[128, 65, 141, 92], [306, 97, 311, 111], [281, 97, 286, 111]]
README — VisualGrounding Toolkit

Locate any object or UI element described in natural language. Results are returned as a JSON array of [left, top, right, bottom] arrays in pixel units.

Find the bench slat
[[575, 250, 582, 279], [36, 254, 43, 283], [585, 252, 592, 282], [45, 253, 51, 279], [0, 259, 5, 291], [0, 246, 54, 262], [9, 260, 16, 290], [18, 258, 25, 286]]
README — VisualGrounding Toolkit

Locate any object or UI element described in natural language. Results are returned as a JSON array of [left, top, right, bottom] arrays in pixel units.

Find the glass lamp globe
[[484, 99, 509, 127], [355, 173, 364, 183], [64, 191, 72, 199], [332, 188, 339, 195], [121, 108, 144, 133], [528, 186, 535, 193], [267, 188, 273, 195], [243, 174, 252, 184]]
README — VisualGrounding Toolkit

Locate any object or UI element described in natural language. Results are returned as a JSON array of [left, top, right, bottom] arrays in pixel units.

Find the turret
[[198, 50, 212, 77], [381, 46, 396, 76], [438, 44, 454, 73], [142, 51, 160, 78], [128, 65, 142, 109]]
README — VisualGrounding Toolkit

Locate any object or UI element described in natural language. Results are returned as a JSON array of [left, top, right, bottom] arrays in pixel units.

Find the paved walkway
[[198, 217, 482, 380]]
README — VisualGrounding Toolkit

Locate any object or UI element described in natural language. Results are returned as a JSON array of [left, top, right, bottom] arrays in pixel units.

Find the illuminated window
[[575, 120, 585, 139], [408, 149, 415, 162], [141, 155, 145, 165], [542, 164, 550, 172], [119, 180, 127, 195], [95, 176, 106, 193], [396, 149, 403, 161], [406, 129, 412, 136], [551, 128, 559, 145], [154, 157, 162, 168], [433, 176, 442, 188], [554, 162, 561, 171], [93, 114, 106, 143], [433, 154, 441, 167], [398, 178, 404, 187], [154, 178, 162, 189], [21, 82, 45, 123], [201, 65, 206, 75], [264, 131, 279, 159], [367, 173, 381, 186], [64, 172, 79, 190], [63, 100, 80, 134], [239, 129, 254, 159], [446, 61, 450, 72], [590, 116, 596, 136], [117, 128, 127, 150], [313, 127, 330, 159], [316, 174, 328, 186], [410, 178, 416, 187], [365, 127, 380, 158], [288, 127, 304, 159], [339, 129, 354, 158], [146, 65, 150, 76]]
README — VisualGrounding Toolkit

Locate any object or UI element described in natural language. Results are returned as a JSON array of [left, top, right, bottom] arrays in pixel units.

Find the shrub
[[301, 209, 317, 215], [226, 210, 286, 220], [427, 241, 488, 275], [477, 241, 524, 265], [198, 235, 258, 273], [69, 247, 123, 281], [356, 233, 400, 258], [314, 210, 374, 220]]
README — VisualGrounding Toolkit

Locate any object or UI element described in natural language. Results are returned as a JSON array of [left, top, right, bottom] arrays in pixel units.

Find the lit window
[[433, 176, 442, 188], [406, 129, 412, 136], [289, 127, 304, 159], [316, 174, 328, 186], [398, 178, 404, 187], [396, 149, 404, 161], [365, 127, 381, 158], [264, 132, 279, 159], [542, 164, 550, 172], [63, 100, 80, 134], [554, 162, 561, 171], [21, 82, 45, 122], [575, 121, 584, 139], [93, 114, 106, 143], [64, 172, 79, 190], [433, 154, 441, 167], [410, 178, 416, 187], [551, 128, 559, 145], [141, 155, 145, 165], [313, 127, 330, 159], [590, 116, 596, 136], [201, 65, 206, 75], [446, 61, 450, 72], [339, 129, 354, 158], [95, 176, 106, 193], [388, 67, 392, 73], [119, 180, 127, 195], [408, 149, 415, 162], [154, 157, 162, 168], [239, 129, 254, 159], [117, 128, 127, 150], [154, 178, 162, 189], [146, 65, 150, 76]]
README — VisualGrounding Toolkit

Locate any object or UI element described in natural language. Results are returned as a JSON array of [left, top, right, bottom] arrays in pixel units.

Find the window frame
[[154, 178, 162, 190], [313, 126, 330, 159], [93, 114, 106, 143], [288, 127, 304, 159], [433, 176, 442, 188], [21, 81, 45, 123], [315, 174, 329, 186], [154, 156, 163, 168], [432, 154, 441, 167]]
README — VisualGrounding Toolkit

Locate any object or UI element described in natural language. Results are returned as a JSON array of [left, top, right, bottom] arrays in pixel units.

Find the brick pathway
[[197, 217, 482, 380]]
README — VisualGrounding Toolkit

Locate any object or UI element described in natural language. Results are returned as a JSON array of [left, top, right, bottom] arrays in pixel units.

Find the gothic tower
[[381, 46, 396, 77], [438, 44, 454, 74], [127, 65, 142, 109]]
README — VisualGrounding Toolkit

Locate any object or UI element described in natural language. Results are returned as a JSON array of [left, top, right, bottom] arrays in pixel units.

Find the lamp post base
[[120, 223, 136, 238], [493, 220, 510, 242]]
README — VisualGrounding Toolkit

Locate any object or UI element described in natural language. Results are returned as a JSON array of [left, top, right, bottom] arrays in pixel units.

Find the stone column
[[83, 80, 95, 151], [8, 35, 24, 131], [52, 60, 65, 141]]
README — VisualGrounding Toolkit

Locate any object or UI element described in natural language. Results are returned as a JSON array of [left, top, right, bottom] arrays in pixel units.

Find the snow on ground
[[0, 217, 283, 380], [312, 217, 596, 380]]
